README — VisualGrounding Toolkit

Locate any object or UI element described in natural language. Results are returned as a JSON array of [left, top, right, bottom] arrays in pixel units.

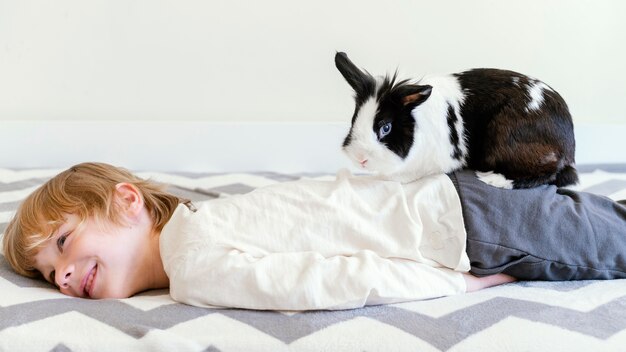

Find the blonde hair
[[2, 162, 183, 278]]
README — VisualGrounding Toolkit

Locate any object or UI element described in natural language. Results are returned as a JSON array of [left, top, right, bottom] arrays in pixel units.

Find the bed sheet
[[1, 167, 626, 352]]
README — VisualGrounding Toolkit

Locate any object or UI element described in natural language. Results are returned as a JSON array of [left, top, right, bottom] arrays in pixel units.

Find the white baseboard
[[0, 121, 624, 172], [0, 121, 352, 173]]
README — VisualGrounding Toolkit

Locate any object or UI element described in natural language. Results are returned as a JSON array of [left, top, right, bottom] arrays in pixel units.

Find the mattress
[[1, 167, 626, 352]]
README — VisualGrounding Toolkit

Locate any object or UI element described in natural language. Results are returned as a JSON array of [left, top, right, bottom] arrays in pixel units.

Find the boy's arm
[[168, 248, 467, 310], [463, 273, 516, 292]]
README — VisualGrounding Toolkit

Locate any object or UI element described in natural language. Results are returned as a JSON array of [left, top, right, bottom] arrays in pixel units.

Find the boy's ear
[[115, 183, 143, 217]]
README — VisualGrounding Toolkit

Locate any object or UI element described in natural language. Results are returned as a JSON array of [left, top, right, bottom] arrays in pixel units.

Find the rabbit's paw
[[476, 171, 514, 189]]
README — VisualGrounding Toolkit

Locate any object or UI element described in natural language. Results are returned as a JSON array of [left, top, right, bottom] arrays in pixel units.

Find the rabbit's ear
[[335, 52, 374, 97], [395, 85, 433, 106]]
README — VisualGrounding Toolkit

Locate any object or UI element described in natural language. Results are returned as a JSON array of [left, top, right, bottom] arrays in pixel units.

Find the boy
[[3, 162, 625, 310]]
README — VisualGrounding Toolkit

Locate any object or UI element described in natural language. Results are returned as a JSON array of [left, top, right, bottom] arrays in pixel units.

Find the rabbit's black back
[[455, 68, 577, 188], [336, 52, 578, 188]]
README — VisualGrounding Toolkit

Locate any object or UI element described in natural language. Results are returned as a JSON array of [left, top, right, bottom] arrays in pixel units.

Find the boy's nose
[[56, 264, 74, 288]]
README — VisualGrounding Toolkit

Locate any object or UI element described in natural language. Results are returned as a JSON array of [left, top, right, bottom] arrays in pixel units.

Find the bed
[[2, 166, 626, 351]]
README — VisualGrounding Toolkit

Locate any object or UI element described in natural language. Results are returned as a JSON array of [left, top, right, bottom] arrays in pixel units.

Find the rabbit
[[335, 52, 578, 189]]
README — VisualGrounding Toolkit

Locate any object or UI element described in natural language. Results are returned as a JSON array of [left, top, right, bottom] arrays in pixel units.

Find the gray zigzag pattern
[[47, 343, 222, 352], [379, 296, 626, 350], [582, 179, 626, 196], [1, 256, 52, 288], [2, 294, 625, 350], [0, 177, 51, 191], [50, 344, 72, 352], [0, 200, 21, 212], [515, 279, 596, 291]]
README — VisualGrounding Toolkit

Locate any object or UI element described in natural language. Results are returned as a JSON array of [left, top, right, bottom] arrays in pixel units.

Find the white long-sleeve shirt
[[159, 171, 470, 310]]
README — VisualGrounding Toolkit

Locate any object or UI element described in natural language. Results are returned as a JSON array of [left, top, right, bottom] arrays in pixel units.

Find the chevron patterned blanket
[[1, 167, 626, 352]]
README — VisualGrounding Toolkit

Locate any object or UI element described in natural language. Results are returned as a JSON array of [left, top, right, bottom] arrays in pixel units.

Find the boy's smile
[[82, 264, 98, 298]]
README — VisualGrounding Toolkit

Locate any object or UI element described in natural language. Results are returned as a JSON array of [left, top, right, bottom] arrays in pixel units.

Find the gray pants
[[450, 170, 626, 280]]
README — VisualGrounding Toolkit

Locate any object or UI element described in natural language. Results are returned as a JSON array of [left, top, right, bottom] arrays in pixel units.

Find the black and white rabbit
[[335, 52, 578, 189]]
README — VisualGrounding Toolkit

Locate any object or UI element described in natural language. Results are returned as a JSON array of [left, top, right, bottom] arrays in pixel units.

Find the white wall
[[1, 0, 625, 123]]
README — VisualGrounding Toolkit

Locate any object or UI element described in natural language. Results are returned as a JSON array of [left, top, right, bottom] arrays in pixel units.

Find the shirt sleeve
[[169, 245, 467, 310]]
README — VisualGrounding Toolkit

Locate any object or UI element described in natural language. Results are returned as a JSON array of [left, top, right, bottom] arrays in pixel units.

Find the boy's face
[[33, 213, 147, 299]]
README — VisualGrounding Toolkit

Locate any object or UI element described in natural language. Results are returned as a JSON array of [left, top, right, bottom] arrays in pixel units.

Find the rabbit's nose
[[359, 159, 368, 167]]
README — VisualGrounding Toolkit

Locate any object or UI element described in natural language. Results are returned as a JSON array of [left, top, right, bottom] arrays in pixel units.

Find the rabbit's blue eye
[[379, 122, 392, 139]]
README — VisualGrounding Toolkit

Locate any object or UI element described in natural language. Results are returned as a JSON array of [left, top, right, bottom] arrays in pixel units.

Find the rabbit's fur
[[335, 52, 578, 189]]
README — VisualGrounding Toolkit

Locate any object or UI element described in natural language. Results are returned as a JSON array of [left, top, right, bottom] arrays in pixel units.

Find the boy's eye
[[56, 232, 70, 252]]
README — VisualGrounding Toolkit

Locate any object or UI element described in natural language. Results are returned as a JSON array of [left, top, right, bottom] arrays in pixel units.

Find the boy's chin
[[97, 290, 135, 300], [89, 286, 136, 300]]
